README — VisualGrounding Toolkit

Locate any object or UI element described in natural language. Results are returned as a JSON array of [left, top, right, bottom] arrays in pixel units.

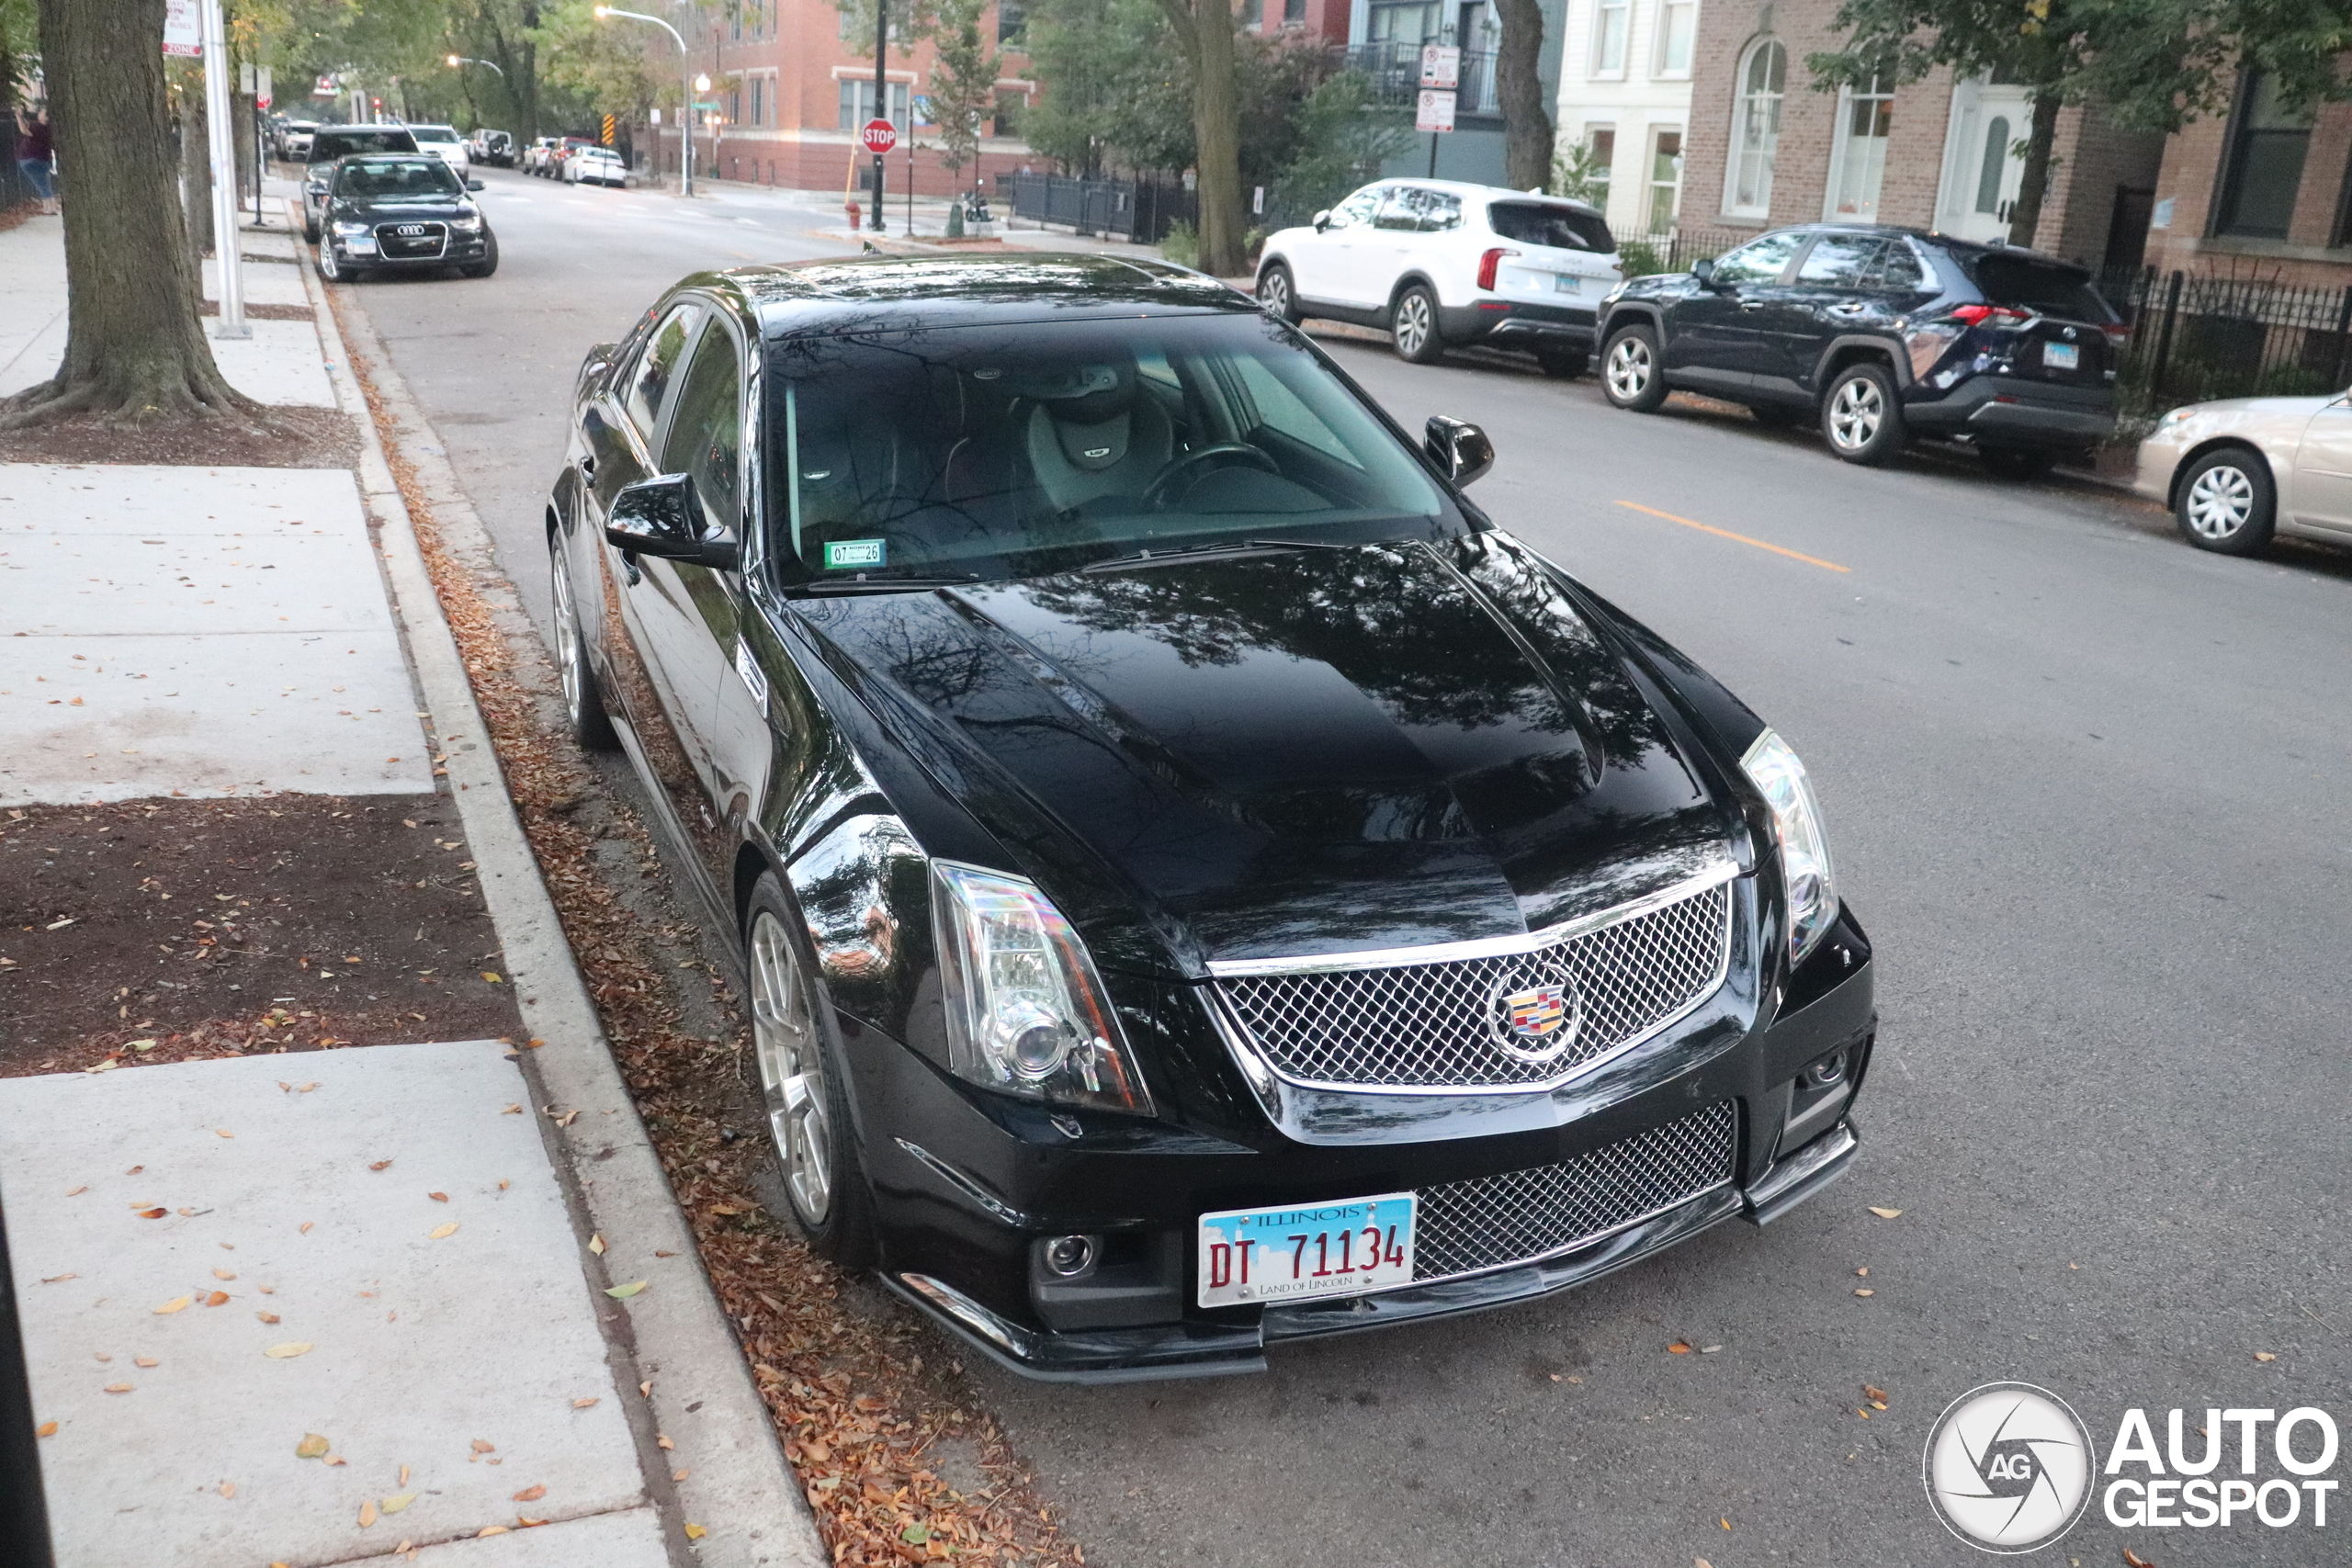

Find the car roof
[[1370, 178, 1607, 219], [679, 254, 1259, 338], [1763, 221, 2088, 271]]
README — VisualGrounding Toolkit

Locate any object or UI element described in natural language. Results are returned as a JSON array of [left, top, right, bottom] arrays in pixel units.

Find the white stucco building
[[1551, 0, 1698, 237]]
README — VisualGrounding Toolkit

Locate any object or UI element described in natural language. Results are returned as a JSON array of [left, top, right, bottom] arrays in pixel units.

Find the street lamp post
[[594, 6, 695, 196], [445, 54, 506, 78]]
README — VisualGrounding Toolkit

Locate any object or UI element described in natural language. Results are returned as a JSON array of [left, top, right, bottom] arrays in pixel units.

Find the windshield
[[764, 313, 1455, 584], [411, 126, 460, 143], [336, 158, 464, 197], [1487, 201, 1615, 254]]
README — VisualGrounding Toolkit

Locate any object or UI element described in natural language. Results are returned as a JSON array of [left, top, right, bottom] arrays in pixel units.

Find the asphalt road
[[348, 187, 2352, 1567]]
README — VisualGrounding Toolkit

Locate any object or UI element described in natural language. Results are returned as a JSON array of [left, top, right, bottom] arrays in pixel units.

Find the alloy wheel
[[550, 551, 584, 723], [1259, 269, 1291, 319], [318, 243, 340, 282], [1827, 376, 1883, 452], [1393, 293, 1431, 357], [2184, 463, 2255, 540], [1606, 336, 1651, 400], [751, 910, 833, 1228]]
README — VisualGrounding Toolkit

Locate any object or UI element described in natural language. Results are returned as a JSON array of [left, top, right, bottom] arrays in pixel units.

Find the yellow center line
[[1612, 501, 1852, 574]]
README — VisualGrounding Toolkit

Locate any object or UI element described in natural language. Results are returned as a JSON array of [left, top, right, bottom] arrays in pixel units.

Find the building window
[[997, 0, 1025, 42], [729, 87, 742, 125], [1646, 128, 1682, 232], [1826, 64, 1894, 220], [751, 77, 764, 127], [1587, 126, 1616, 201], [1285, 0, 1307, 22], [1242, 0, 1262, 23], [838, 79, 911, 130], [1655, 0, 1694, 76], [1592, 0, 1630, 76], [1368, 0, 1442, 44], [1728, 37, 1785, 217], [2215, 72, 2312, 239], [992, 89, 1025, 138]]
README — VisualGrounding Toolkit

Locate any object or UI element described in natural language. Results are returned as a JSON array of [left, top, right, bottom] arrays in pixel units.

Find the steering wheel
[[1142, 442, 1278, 511]]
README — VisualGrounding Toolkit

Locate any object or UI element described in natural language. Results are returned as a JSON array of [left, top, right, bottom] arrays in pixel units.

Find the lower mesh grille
[[1410, 1100, 1737, 1282]]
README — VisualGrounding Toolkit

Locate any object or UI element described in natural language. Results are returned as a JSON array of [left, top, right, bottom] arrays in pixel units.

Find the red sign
[[859, 118, 899, 154]]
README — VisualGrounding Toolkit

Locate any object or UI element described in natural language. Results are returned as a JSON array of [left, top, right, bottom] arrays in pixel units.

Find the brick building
[[637, 0, 1040, 199], [1678, 0, 2163, 269], [2142, 73, 2352, 289]]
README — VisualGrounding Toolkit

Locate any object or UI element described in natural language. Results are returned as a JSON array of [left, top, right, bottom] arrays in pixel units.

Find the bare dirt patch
[[0, 795, 521, 1076], [0, 405, 362, 469]]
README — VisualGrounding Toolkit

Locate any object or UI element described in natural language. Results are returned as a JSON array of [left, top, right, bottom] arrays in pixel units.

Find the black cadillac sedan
[[310, 153, 497, 282], [547, 254, 1875, 1381]]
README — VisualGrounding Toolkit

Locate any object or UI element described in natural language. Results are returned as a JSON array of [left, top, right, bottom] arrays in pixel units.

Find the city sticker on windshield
[[824, 538, 887, 570]]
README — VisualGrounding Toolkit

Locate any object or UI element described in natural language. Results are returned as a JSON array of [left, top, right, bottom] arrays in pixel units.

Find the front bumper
[[1440, 299, 1599, 354], [1903, 375, 2117, 446], [2133, 434, 2188, 503], [852, 897, 1876, 1382]]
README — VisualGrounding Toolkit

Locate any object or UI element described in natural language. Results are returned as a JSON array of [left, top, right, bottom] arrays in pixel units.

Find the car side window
[[621, 303, 704, 446], [1709, 232, 1804, 287], [656, 321, 744, 535], [1329, 186, 1384, 231], [1413, 191, 1463, 231], [1866, 240, 1928, 292], [1795, 234, 1883, 288], [1374, 188, 1421, 231]]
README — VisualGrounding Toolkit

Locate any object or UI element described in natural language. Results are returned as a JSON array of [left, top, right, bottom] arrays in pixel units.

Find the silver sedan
[[2136, 391, 2352, 555]]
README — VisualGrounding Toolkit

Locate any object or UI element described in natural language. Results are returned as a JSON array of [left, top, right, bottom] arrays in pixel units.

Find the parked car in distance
[[311, 152, 496, 283], [544, 253, 1873, 1382], [565, 146, 627, 187], [1598, 225, 2124, 473], [301, 126, 423, 241], [406, 123, 470, 177], [546, 136, 598, 180], [1256, 180, 1620, 377], [2133, 391, 2352, 556], [520, 137, 555, 175], [276, 119, 318, 160], [469, 129, 516, 168]]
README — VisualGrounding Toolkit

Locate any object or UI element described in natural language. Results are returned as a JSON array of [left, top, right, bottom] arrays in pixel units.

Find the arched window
[[1729, 38, 1786, 217]]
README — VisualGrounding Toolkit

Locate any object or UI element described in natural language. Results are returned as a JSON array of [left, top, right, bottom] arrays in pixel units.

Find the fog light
[[1801, 1049, 1849, 1090], [1042, 1235, 1096, 1278]]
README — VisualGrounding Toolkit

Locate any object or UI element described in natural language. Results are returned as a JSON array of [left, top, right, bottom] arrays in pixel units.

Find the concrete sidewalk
[[1, 189, 819, 1567]]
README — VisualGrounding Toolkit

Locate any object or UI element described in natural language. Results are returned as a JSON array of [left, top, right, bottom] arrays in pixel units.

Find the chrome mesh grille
[[1411, 1100, 1737, 1282], [1216, 880, 1732, 1089]]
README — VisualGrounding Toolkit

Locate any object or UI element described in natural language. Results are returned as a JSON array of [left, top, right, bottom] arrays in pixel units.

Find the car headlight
[[1740, 730, 1839, 964], [2155, 405, 2194, 428], [451, 215, 483, 231], [333, 220, 371, 237], [932, 863, 1153, 1116]]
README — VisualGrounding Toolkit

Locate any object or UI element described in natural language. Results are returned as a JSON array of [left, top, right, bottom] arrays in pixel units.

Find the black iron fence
[[1612, 224, 1750, 277], [997, 172, 1197, 245], [2102, 266, 2352, 409]]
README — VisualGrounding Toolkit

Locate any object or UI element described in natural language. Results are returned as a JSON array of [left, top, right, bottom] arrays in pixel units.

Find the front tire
[[745, 873, 876, 1267], [2174, 447, 2277, 556], [1390, 285, 1443, 364], [460, 231, 500, 279], [1257, 262, 1299, 324], [548, 528, 619, 750], [1601, 323, 1668, 412], [1821, 362, 1905, 465]]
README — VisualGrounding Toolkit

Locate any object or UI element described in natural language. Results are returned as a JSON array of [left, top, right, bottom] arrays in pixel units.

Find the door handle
[[1828, 302, 1870, 317], [1738, 299, 1767, 310]]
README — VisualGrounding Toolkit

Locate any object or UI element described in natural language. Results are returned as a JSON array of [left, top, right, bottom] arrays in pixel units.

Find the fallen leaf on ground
[[1699, 1345, 1723, 1354], [40, 1273, 75, 1284], [2254, 1351, 2278, 1362], [470, 1439, 496, 1454], [1870, 1399, 1889, 1411], [512, 1484, 546, 1502], [203, 1292, 229, 1306], [296, 1434, 330, 1459], [1855, 1267, 1869, 1277], [1667, 1341, 1692, 1354], [684, 1524, 707, 1540], [358, 1498, 379, 1528], [482, 972, 502, 984], [501, 1104, 522, 1114], [656, 1435, 674, 1451], [428, 1223, 459, 1240], [264, 1342, 311, 1359], [588, 1234, 605, 1256], [572, 1398, 598, 1409], [137, 1208, 167, 1221], [64, 1186, 86, 1197], [153, 1294, 191, 1314], [133, 1357, 158, 1369], [400, 1465, 410, 1486], [2123, 1551, 2155, 1568], [216, 1129, 233, 1139], [429, 1192, 448, 1203], [103, 1383, 132, 1393], [1863, 1384, 1888, 1401], [369, 1160, 392, 1171], [672, 1469, 688, 1482], [381, 1494, 415, 1514], [213, 1268, 236, 1280], [299, 1223, 313, 1235], [219, 1482, 236, 1498], [1868, 1206, 1902, 1219], [518, 1515, 546, 1527], [477, 1526, 508, 1537], [1854, 1288, 1875, 1297], [324, 1456, 347, 1466], [256, 1312, 279, 1324], [36, 1422, 56, 1438], [604, 1280, 647, 1299]]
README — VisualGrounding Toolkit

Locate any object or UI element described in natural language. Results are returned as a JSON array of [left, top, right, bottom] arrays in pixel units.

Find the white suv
[[1256, 180, 1621, 376], [407, 124, 471, 178]]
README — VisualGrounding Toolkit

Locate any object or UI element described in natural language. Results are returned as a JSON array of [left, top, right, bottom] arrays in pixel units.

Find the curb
[[290, 216, 824, 1568]]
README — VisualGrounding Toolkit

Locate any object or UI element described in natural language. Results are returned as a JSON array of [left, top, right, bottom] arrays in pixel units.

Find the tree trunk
[[2007, 92, 2063, 249], [1159, 0, 1244, 276], [5, 0, 261, 428], [1491, 0, 1554, 191]]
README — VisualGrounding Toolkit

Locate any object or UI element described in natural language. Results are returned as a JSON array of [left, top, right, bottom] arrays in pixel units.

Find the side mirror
[[605, 473, 740, 570], [1312, 209, 1332, 232], [1690, 256, 1717, 288], [1425, 416, 1495, 488], [466, 178, 485, 191]]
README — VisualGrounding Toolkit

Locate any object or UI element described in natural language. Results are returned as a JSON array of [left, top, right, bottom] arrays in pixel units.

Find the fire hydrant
[[845, 199, 862, 230]]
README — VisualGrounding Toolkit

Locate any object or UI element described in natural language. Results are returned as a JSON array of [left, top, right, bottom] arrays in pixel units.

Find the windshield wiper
[[1082, 538, 1355, 574], [793, 572, 978, 596]]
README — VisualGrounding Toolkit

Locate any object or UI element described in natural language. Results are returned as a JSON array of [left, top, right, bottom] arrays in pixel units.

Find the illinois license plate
[[1552, 273, 1582, 294], [2042, 341, 2080, 370], [1197, 1192, 1416, 1308]]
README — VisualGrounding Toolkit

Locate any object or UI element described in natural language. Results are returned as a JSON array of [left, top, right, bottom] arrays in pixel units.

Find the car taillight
[[1951, 303, 2032, 328], [1477, 247, 1521, 291], [2100, 322, 2132, 350]]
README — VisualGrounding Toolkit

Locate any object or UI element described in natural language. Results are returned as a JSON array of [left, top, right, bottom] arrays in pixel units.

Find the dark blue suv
[[1596, 225, 2124, 477]]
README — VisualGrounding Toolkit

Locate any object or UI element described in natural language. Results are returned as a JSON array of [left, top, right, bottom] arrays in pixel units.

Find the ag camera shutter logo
[[1923, 1382, 2094, 1552]]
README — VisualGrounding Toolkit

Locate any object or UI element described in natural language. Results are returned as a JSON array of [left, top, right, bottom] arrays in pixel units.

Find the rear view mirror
[[605, 473, 740, 570], [1425, 416, 1495, 488]]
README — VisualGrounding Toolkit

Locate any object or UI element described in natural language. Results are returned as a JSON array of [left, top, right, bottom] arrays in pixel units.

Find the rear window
[[410, 126, 460, 143], [1487, 201, 1615, 254], [1967, 254, 2113, 321], [311, 129, 418, 160]]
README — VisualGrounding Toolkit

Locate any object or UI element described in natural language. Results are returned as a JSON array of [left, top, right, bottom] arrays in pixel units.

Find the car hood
[[2165, 393, 2334, 424], [328, 194, 476, 222], [793, 533, 1738, 974]]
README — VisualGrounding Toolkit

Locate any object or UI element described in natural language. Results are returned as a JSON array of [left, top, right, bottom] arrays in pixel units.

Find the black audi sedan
[[1598, 225, 2122, 477], [309, 153, 497, 282], [548, 254, 1875, 1380]]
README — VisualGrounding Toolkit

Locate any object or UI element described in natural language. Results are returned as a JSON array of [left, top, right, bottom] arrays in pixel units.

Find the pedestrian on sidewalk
[[14, 107, 55, 216]]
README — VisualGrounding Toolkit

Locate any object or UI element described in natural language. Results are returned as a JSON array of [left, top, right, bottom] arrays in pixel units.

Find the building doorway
[[1936, 77, 2032, 242]]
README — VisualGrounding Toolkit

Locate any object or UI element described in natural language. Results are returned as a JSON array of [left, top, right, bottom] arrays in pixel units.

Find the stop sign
[[860, 118, 899, 154]]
